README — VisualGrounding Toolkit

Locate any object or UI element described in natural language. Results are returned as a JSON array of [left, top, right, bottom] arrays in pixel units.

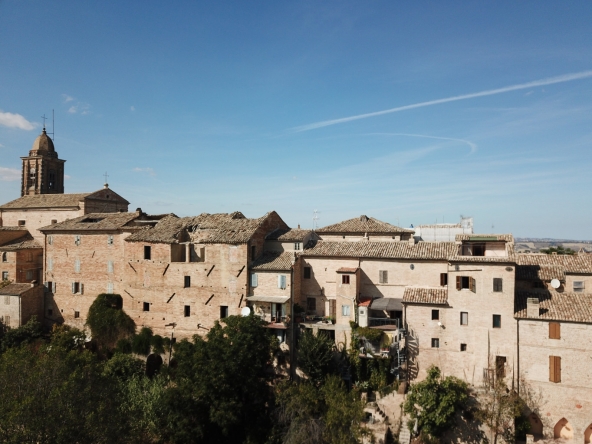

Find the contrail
[[292, 70, 592, 132]]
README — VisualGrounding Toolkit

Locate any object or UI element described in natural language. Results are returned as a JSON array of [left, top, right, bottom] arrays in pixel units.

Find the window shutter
[[80, 283, 84, 295], [470, 277, 476, 293], [74, 259, 80, 273], [281, 275, 286, 289], [440, 273, 446, 286], [549, 356, 561, 383], [556, 357, 561, 382], [456, 276, 461, 290], [384, 271, 388, 284], [108, 260, 114, 273], [52, 282, 56, 293], [251, 273, 258, 287], [107, 282, 113, 294], [549, 322, 561, 339], [278, 275, 286, 289], [72, 282, 76, 294], [48, 257, 53, 271], [44, 281, 48, 293]]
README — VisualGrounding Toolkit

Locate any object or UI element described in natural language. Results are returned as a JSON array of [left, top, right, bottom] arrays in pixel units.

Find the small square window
[[342, 275, 350, 285], [184, 276, 191, 288], [220, 305, 228, 319], [493, 314, 501, 328], [440, 273, 448, 286], [379, 270, 388, 284], [460, 312, 468, 326], [51, 219, 57, 224], [304, 267, 311, 279], [431, 338, 439, 348], [144, 246, 151, 260], [74, 311, 80, 319], [184, 305, 191, 317], [460, 343, 467, 352], [431, 309, 439, 320], [493, 278, 503, 292], [2, 271, 8, 280], [294, 242, 301, 251], [18, 220, 25, 226], [107, 235, 114, 245], [47, 308, 53, 316], [143, 302, 150, 312], [573, 281, 585, 292]]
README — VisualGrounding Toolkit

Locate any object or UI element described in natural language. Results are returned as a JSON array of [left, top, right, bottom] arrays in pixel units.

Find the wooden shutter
[[251, 273, 258, 287], [549, 356, 561, 383], [470, 277, 476, 293], [549, 322, 561, 339], [52, 282, 56, 293], [440, 273, 447, 286], [456, 276, 461, 290], [72, 282, 76, 294], [80, 283, 84, 295]]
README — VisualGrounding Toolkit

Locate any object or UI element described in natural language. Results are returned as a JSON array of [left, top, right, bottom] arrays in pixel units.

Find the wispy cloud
[[0, 111, 36, 130], [62, 94, 75, 103], [65, 96, 91, 115], [292, 70, 592, 132], [364, 132, 477, 154], [0, 167, 21, 181], [130, 106, 135, 112], [133, 167, 156, 176]]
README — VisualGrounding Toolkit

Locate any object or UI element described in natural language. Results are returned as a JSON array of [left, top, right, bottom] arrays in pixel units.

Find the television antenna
[[313, 209, 320, 230]]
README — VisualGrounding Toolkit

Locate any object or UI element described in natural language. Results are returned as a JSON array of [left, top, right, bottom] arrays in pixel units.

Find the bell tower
[[20, 127, 66, 196]]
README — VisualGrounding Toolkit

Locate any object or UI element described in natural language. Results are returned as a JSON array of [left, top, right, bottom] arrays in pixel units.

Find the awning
[[246, 296, 290, 304], [370, 298, 402, 311]]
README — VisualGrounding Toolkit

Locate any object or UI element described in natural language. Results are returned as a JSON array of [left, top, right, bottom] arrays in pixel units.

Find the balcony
[[368, 317, 400, 328]]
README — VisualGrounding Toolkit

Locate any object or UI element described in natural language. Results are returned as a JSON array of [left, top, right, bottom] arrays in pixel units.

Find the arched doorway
[[146, 353, 163, 378], [584, 423, 592, 444], [554, 418, 573, 440], [528, 413, 543, 436]]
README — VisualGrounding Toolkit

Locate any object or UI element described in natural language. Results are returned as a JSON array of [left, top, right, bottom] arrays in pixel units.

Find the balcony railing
[[368, 317, 400, 328]]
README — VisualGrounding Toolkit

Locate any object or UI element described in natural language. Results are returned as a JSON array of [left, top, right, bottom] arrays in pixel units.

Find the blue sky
[[1, 1, 591, 239]]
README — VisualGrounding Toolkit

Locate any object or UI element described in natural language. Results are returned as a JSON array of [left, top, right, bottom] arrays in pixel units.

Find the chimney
[[526, 297, 539, 318], [136, 207, 142, 215]]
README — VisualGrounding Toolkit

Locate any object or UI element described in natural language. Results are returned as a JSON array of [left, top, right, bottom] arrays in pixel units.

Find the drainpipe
[[517, 319, 520, 395]]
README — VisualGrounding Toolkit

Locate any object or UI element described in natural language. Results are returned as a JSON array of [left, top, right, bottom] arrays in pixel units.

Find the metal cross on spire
[[41, 114, 47, 129], [103, 171, 109, 185]]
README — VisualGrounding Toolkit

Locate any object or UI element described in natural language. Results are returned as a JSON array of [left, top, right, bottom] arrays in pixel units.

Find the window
[[47, 308, 53, 316], [456, 276, 476, 292], [71, 282, 82, 294], [304, 267, 311, 279], [431, 309, 439, 320], [44, 281, 53, 293], [107, 282, 113, 294], [107, 260, 114, 273], [107, 235, 114, 245], [307, 297, 316, 313], [143, 302, 150, 312], [51, 219, 57, 224], [26, 270, 33, 280], [460, 312, 468, 325], [1, 252, 6, 262], [573, 281, 585, 292], [2, 271, 8, 280], [294, 242, 301, 251], [47, 257, 53, 271], [462, 243, 485, 256], [342, 305, 350, 316], [440, 273, 448, 286], [184, 276, 191, 288], [460, 343, 467, 352], [144, 246, 151, 260], [184, 305, 191, 317], [250, 273, 258, 287], [379, 270, 388, 284], [29, 167, 35, 181], [549, 322, 561, 339], [74, 259, 81, 273], [47, 236, 53, 245], [74, 311, 80, 319], [251, 245, 256, 259], [48, 170, 56, 189], [549, 356, 561, 383], [74, 235, 81, 246], [342, 274, 350, 284], [431, 338, 440, 348], [493, 278, 503, 292], [492, 314, 501, 328], [4, 296, 10, 305], [220, 306, 228, 319], [278, 275, 287, 289], [18, 220, 25, 227]]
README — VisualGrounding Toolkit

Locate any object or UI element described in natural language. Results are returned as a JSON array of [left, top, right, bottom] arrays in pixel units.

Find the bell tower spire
[[20, 127, 66, 196]]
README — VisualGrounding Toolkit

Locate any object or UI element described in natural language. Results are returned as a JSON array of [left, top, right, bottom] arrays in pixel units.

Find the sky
[[1, 1, 591, 239]]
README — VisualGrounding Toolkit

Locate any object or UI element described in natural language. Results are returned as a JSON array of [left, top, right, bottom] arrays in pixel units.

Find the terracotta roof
[[516, 253, 592, 275], [455, 234, 514, 242], [126, 211, 280, 245], [316, 215, 414, 234], [301, 241, 457, 260], [40, 212, 141, 232], [266, 228, 313, 242], [0, 227, 29, 232], [0, 283, 35, 295], [337, 267, 358, 273], [0, 234, 42, 251], [0, 193, 89, 209], [251, 251, 294, 271], [358, 298, 372, 307], [515, 290, 592, 323], [403, 287, 448, 305]]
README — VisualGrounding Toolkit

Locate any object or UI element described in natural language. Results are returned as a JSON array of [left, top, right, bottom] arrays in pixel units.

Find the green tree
[[160, 314, 278, 443], [132, 326, 153, 356], [0, 316, 43, 353], [86, 293, 135, 351], [540, 245, 576, 255], [477, 378, 523, 444], [404, 366, 469, 441], [297, 329, 335, 386]]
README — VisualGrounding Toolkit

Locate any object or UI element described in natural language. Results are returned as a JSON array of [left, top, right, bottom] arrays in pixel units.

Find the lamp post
[[165, 322, 176, 364]]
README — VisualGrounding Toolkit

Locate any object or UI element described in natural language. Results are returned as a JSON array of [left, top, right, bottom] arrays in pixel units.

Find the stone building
[[0, 282, 44, 328], [0, 227, 43, 283]]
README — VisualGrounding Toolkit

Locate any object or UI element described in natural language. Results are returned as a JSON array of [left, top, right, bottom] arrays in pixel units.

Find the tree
[[0, 316, 43, 353], [86, 293, 135, 351], [477, 378, 522, 444], [540, 245, 575, 255], [297, 329, 335, 386], [159, 314, 278, 443], [403, 366, 469, 440]]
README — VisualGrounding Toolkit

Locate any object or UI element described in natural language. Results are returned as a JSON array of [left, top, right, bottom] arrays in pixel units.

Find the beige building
[[0, 282, 44, 329]]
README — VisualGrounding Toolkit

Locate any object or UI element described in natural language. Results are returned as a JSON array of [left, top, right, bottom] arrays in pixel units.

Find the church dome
[[31, 128, 55, 153]]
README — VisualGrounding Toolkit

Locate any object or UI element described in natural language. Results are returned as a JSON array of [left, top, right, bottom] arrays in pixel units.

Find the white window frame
[[342, 305, 350, 316], [573, 281, 585, 292], [379, 270, 388, 284], [278, 275, 287, 289]]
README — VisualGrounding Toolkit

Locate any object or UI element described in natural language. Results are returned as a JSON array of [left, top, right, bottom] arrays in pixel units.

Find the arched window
[[1, 252, 7, 262]]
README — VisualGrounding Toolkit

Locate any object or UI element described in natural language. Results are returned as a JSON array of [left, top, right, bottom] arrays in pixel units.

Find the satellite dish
[[550, 279, 560, 289], [437, 322, 442, 327], [241, 307, 251, 317]]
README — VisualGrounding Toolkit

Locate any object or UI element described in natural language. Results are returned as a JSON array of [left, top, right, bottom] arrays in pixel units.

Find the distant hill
[[514, 238, 592, 253]]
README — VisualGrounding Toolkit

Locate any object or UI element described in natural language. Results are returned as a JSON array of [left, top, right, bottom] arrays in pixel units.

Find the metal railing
[[368, 317, 400, 328]]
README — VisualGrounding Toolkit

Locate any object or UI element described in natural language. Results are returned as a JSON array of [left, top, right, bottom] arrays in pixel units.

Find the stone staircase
[[398, 416, 411, 444]]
